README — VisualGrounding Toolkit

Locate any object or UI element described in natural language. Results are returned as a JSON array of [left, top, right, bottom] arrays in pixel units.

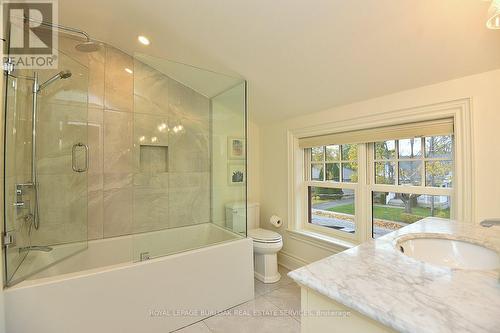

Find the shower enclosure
[[2, 21, 252, 333], [3, 46, 90, 286]]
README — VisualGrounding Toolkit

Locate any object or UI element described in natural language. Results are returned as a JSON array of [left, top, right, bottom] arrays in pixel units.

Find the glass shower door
[[3, 53, 89, 286]]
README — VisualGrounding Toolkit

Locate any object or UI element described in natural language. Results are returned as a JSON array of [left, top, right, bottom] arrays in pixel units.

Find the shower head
[[75, 40, 101, 53], [59, 70, 72, 79], [37, 70, 72, 92]]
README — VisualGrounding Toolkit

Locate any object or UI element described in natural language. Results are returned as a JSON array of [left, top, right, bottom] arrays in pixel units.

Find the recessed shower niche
[[139, 145, 168, 173]]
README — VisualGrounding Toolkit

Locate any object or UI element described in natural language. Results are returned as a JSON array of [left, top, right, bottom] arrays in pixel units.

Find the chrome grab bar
[[71, 142, 89, 172]]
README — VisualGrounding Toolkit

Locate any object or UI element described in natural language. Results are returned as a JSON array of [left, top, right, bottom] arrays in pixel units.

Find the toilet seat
[[248, 228, 282, 243]]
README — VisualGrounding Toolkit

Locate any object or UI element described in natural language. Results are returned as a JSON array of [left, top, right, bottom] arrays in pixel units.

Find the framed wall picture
[[228, 163, 246, 185], [227, 137, 245, 160]]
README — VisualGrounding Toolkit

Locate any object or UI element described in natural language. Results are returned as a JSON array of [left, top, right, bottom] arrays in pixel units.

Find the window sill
[[286, 228, 357, 251]]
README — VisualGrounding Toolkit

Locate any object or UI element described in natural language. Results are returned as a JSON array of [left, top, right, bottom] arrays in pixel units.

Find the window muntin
[[374, 135, 454, 188], [309, 145, 358, 183]]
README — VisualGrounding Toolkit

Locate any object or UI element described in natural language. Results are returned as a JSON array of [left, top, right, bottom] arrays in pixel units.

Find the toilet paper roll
[[269, 215, 282, 228]]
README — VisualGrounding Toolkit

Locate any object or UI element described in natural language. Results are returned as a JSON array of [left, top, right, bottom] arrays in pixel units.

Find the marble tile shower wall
[[61, 37, 210, 240]]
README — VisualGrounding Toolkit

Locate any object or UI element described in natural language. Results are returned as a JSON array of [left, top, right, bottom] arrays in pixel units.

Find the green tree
[[374, 141, 395, 184], [343, 144, 358, 182], [425, 136, 453, 215]]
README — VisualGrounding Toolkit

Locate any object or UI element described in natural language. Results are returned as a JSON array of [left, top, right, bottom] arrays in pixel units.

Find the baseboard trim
[[277, 250, 309, 271]]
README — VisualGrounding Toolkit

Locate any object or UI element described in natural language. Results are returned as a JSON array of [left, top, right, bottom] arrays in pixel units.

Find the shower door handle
[[72, 143, 89, 173]]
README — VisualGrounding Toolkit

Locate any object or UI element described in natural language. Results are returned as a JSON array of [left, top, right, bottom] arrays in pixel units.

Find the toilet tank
[[225, 202, 260, 235]]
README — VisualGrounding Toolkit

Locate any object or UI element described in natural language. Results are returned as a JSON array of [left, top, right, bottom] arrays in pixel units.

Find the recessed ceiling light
[[138, 35, 150, 45], [486, 0, 500, 30], [124, 68, 133, 74]]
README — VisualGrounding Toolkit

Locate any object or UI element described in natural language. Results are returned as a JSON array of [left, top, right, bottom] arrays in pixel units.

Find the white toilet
[[225, 202, 283, 283]]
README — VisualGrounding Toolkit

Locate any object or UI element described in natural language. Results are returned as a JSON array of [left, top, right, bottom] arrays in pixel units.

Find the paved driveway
[[312, 197, 354, 210]]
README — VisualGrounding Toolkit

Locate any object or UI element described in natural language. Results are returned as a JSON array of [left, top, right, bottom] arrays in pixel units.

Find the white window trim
[[287, 98, 474, 244]]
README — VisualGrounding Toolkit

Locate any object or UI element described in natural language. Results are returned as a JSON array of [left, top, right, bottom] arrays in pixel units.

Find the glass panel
[[398, 138, 422, 158], [132, 53, 246, 261], [398, 161, 422, 186], [311, 146, 324, 162], [325, 163, 340, 182], [211, 81, 246, 236], [325, 145, 340, 161], [341, 144, 357, 160], [309, 187, 355, 234], [375, 162, 396, 185], [372, 192, 451, 238], [311, 163, 324, 181], [342, 162, 358, 183], [375, 140, 396, 160], [3, 44, 89, 285], [426, 161, 453, 187], [425, 135, 453, 158]]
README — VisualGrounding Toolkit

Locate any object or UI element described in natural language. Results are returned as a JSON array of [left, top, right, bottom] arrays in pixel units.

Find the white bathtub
[[5, 223, 254, 333]]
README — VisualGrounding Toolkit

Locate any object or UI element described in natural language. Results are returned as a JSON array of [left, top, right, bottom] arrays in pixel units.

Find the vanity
[[289, 218, 500, 333]]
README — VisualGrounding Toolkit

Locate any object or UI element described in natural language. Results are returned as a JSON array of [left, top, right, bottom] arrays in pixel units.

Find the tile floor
[[175, 266, 301, 333]]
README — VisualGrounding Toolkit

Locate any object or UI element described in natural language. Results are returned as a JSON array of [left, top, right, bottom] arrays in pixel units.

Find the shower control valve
[[13, 202, 25, 208], [14, 183, 33, 209]]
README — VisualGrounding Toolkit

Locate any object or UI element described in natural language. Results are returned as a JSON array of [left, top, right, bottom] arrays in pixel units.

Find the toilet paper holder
[[269, 215, 282, 228]]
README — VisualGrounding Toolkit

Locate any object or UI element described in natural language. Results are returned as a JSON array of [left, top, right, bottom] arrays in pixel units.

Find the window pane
[[398, 161, 422, 186], [372, 192, 450, 238], [326, 163, 340, 181], [309, 187, 355, 234], [375, 140, 396, 160], [342, 162, 358, 183], [398, 138, 422, 158], [425, 135, 453, 159], [311, 146, 324, 162], [325, 145, 340, 161], [311, 163, 324, 181], [375, 162, 395, 185], [341, 144, 357, 161], [426, 160, 453, 187]]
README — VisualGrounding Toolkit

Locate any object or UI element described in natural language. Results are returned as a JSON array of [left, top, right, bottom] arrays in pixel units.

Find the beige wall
[[258, 69, 500, 268], [247, 119, 261, 205]]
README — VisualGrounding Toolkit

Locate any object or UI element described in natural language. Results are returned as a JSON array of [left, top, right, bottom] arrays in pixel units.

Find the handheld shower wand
[[31, 70, 72, 230]]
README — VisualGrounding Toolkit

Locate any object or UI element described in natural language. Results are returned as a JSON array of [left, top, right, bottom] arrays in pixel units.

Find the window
[[370, 136, 453, 238], [298, 118, 458, 243], [306, 144, 358, 236], [374, 136, 453, 187]]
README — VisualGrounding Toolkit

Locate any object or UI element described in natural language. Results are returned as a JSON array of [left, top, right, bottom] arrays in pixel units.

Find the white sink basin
[[397, 236, 500, 270]]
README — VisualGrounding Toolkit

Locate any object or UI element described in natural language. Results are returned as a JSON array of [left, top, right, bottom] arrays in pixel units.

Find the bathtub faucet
[[18, 245, 53, 253]]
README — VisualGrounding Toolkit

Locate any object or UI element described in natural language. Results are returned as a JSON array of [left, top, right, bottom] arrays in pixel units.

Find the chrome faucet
[[18, 245, 53, 253], [480, 219, 500, 227]]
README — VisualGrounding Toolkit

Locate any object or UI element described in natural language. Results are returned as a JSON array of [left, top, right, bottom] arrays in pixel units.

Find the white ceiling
[[58, 0, 500, 123]]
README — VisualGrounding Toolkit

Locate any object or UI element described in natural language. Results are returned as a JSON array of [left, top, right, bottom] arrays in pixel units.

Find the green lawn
[[325, 203, 355, 215], [324, 203, 450, 222]]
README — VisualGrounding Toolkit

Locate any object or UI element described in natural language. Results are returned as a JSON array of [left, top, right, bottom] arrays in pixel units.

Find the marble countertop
[[288, 218, 500, 333]]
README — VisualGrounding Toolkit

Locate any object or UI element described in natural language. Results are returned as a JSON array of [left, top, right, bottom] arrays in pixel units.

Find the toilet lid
[[248, 228, 282, 243]]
